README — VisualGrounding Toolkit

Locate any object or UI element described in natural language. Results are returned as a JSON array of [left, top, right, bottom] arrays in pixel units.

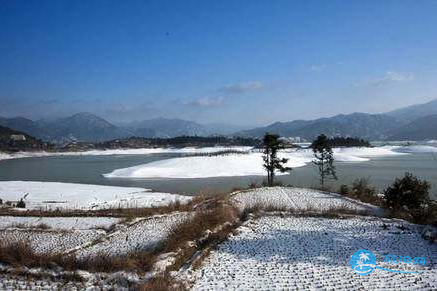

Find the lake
[[0, 151, 436, 199]]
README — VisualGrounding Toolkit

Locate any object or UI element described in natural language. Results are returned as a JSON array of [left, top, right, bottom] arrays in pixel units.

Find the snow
[[104, 146, 406, 179], [0, 181, 191, 210], [0, 216, 120, 230], [0, 228, 103, 254], [232, 187, 382, 215], [189, 216, 437, 290], [76, 212, 189, 257], [393, 145, 437, 153], [0, 146, 253, 161]]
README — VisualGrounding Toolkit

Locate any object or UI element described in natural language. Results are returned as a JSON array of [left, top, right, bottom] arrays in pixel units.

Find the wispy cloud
[[357, 70, 414, 86], [219, 81, 263, 94], [181, 96, 224, 107], [309, 64, 327, 72]]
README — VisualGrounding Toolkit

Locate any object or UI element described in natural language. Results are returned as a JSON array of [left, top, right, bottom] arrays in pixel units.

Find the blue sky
[[1, 0, 436, 125]]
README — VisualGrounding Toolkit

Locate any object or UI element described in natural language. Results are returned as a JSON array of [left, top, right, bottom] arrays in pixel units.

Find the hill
[[387, 114, 437, 141], [0, 125, 50, 151]]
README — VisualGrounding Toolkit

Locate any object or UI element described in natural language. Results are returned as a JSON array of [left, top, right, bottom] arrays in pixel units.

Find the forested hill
[[0, 125, 51, 151]]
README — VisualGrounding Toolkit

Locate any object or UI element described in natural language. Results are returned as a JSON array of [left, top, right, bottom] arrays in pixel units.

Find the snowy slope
[[232, 187, 382, 215]]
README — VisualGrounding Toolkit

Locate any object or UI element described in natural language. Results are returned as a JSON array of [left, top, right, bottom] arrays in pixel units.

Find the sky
[[1, 0, 437, 126]]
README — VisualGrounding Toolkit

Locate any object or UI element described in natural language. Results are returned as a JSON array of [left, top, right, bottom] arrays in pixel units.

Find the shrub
[[339, 184, 350, 196], [16, 198, 26, 208], [352, 177, 376, 198], [384, 173, 430, 222], [384, 173, 430, 211]]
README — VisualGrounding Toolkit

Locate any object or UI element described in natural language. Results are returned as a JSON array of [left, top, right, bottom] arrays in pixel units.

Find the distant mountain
[[202, 123, 251, 135], [0, 116, 49, 140], [237, 120, 312, 138], [236, 113, 404, 140], [125, 118, 208, 138], [37, 112, 131, 143], [387, 114, 437, 141], [386, 98, 437, 122]]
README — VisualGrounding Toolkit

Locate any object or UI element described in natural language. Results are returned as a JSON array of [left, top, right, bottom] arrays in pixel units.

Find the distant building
[[10, 134, 26, 141]]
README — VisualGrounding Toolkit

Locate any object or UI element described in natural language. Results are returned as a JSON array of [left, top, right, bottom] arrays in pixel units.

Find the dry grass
[[0, 239, 157, 273], [139, 274, 186, 291], [139, 196, 241, 289]]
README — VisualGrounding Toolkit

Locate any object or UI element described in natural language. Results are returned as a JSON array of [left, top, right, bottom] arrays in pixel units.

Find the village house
[[10, 134, 26, 141]]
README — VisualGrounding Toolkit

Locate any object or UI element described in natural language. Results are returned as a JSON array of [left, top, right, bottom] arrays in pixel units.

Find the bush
[[384, 173, 430, 222], [352, 178, 376, 198], [16, 198, 26, 208], [338, 184, 350, 196]]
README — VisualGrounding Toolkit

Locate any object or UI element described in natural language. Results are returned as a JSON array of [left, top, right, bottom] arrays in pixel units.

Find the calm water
[[0, 152, 436, 199]]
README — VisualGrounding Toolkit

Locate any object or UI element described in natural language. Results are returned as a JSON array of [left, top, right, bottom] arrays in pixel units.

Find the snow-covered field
[[0, 228, 103, 254], [104, 146, 407, 179], [0, 216, 120, 230], [76, 212, 189, 257], [0, 146, 252, 161], [0, 212, 188, 257], [189, 216, 437, 290], [232, 187, 382, 215], [0, 181, 191, 210]]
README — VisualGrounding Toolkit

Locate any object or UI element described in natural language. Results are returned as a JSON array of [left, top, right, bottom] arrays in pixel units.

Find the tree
[[312, 134, 337, 188], [262, 133, 291, 186], [384, 172, 430, 212]]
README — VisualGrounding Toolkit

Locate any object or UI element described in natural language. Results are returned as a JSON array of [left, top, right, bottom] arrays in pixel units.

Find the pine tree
[[262, 133, 291, 186], [312, 134, 337, 188]]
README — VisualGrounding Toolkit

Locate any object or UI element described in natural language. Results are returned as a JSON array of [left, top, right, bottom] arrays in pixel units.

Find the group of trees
[[312, 137, 371, 148], [262, 133, 336, 187], [262, 133, 433, 224]]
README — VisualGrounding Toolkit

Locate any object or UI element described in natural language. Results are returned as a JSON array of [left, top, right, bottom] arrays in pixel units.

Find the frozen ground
[[189, 216, 437, 290], [0, 216, 120, 230], [232, 187, 382, 215], [0, 146, 252, 161], [104, 146, 409, 179], [0, 181, 191, 210]]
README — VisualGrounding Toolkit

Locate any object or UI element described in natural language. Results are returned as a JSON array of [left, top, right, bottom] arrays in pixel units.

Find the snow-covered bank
[[104, 146, 407, 179], [0, 146, 252, 161], [0, 181, 191, 210]]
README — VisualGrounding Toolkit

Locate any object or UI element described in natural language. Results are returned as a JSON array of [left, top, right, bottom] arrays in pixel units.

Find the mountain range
[[0, 113, 246, 144], [1, 99, 437, 143], [236, 99, 437, 141]]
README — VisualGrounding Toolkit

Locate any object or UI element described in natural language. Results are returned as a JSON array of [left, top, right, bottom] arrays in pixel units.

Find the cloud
[[309, 64, 327, 72], [182, 96, 224, 107], [357, 71, 414, 86], [219, 81, 263, 94]]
